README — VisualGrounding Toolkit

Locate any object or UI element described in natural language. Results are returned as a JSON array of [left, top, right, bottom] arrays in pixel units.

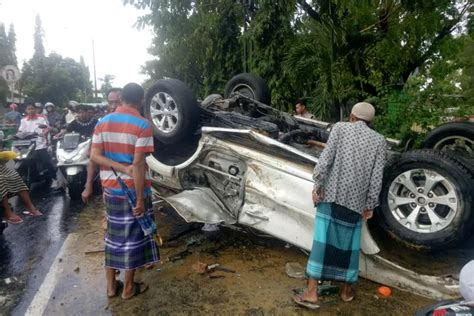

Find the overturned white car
[[144, 74, 473, 299]]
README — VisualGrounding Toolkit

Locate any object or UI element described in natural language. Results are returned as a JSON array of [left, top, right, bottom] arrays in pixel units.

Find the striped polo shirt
[[92, 106, 154, 196]]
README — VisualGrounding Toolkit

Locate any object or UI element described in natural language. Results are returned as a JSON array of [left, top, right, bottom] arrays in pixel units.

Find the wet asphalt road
[[0, 183, 84, 315]]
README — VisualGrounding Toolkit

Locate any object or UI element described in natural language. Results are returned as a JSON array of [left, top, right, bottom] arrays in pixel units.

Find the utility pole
[[92, 39, 98, 100]]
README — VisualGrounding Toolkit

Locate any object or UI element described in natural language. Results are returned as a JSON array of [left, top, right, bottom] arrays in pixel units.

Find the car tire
[[67, 174, 85, 201], [421, 122, 474, 158], [145, 79, 200, 144], [378, 149, 474, 249], [224, 73, 271, 105]]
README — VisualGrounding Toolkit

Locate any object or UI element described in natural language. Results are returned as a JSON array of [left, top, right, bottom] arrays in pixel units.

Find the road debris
[[378, 286, 392, 298], [192, 262, 236, 276], [285, 262, 305, 279], [85, 249, 104, 255], [168, 249, 192, 262]]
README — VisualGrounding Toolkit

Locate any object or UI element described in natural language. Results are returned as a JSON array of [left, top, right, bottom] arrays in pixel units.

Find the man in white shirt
[[18, 104, 57, 181]]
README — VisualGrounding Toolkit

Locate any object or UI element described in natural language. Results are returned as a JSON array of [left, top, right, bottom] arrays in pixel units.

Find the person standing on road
[[81, 88, 122, 203], [90, 83, 158, 299], [18, 104, 57, 184], [293, 102, 386, 309]]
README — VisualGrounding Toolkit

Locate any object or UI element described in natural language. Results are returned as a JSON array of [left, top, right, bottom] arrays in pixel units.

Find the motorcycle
[[55, 133, 91, 200], [10, 126, 54, 189]]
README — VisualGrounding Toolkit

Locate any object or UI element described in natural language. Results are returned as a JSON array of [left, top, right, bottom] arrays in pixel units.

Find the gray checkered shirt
[[313, 121, 387, 214]]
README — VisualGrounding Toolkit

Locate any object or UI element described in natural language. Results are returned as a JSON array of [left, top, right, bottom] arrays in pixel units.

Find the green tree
[[33, 14, 45, 59], [0, 23, 9, 66], [244, 0, 297, 110], [7, 24, 17, 66], [128, 0, 473, 126], [21, 53, 92, 105], [99, 74, 115, 95], [127, 0, 243, 97]]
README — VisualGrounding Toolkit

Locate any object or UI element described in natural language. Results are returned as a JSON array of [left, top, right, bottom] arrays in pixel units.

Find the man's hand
[[81, 184, 93, 204], [362, 209, 373, 221], [124, 165, 134, 177], [133, 201, 145, 218], [312, 187, 324, 205]]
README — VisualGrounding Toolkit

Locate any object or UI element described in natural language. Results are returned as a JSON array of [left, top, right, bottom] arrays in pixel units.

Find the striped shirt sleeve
[[135, 125, 154, 153], [91, 124, 103, 149]]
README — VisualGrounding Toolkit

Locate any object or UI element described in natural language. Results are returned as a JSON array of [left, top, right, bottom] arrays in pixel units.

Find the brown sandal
[[7, 215, 23, 224]]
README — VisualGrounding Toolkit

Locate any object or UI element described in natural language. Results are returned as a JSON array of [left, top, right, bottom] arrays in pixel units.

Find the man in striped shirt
[[91, 82, 159, 299]]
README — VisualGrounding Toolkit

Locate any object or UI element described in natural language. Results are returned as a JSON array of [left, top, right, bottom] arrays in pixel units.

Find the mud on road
[[31, 197, 443, 316]]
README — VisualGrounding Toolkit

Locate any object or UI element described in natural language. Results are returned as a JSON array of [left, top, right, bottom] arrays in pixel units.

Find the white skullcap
[[351, 102, 375, 122], [460, 260, 474, 301]]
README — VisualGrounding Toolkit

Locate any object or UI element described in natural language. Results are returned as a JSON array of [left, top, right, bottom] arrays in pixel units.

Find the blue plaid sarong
[[306, 202, 362, 284], [104, 193, 159, 270]]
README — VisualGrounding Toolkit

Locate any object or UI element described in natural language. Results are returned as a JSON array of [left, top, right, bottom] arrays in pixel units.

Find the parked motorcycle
[[10, 127, 53, 189], [55, 133, 91, 200]]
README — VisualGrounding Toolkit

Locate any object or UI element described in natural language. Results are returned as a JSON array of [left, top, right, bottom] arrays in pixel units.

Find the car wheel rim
[[433, 136, 473, 158], [388, 168, 459, 234], [230, 83, 256, 99], [150, 92, 180, 134]]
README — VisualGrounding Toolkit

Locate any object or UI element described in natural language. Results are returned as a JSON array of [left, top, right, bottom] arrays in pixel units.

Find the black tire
[[145, 79, 200, 144], [43, 175, 53, 189], [378, 149, 474, 249], [67, 174, 85, 200], [421, 122, 474, 158], [224, 73, 271, 105]]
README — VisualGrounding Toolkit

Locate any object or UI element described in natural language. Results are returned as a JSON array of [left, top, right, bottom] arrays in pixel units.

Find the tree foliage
[[100, 74, 115, 95], [0, 22, 18, 104], [126, 0, 473, 134], [33, 14, 45, 59], [19, 15, 92, 105]]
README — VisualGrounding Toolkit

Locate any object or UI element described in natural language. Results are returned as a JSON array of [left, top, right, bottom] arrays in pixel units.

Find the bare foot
[[301, 290, 319, 304], [122, 282, 148, 300], [341, 284, 355, 301], [6, 214, 23, 224]]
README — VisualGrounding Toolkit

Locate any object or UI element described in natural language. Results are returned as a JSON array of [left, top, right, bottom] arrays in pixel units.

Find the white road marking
[[25, 233, 78, 316]]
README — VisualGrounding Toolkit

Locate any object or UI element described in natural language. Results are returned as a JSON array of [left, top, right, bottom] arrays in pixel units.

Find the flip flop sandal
[[7, 216, 23, 224], [122, 282, 148, 300], [23, 210, 43, 216], [341, 294, 354, 302], [144, 263, 154, 270], [107, 280, 124, 298], [293, 295, 320, 310]]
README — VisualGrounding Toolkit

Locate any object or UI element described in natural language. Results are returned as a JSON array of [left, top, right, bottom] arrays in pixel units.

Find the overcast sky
[[0, 0, 153, 88]]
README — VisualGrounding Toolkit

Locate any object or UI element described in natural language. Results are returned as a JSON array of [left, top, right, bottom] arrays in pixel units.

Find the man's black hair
[[296, 99, 306, 107], [76, 104, 87, 112], [121, 83, 144, 105], [107, 87, 122, 97]]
